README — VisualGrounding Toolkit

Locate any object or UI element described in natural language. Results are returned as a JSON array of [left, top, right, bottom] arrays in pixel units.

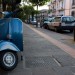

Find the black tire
[[46, 25, 49, 30], [54, 27, 60, 32], [43, 24, 49, 29], [0, 51, 18, 71], [54, 27, 58, 32], [70, 30, 73, 33]]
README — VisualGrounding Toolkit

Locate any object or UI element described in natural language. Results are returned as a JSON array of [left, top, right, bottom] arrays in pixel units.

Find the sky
[[21, 1, 49, 10], [34, 5, 49, 10]]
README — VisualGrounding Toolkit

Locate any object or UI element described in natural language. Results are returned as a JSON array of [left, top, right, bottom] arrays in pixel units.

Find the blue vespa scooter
[[0, 9, 23, 71]]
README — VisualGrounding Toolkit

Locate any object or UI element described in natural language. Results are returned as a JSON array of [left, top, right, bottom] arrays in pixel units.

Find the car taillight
[[7, 34, 11, 39]]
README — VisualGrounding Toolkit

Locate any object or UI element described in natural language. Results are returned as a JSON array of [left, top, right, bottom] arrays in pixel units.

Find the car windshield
[[70, 17, 75, 22], [44, 18, 48, 21], [44, 18, 53, 22], [54, 17, 61, 22], [62, 17, 75, 22]]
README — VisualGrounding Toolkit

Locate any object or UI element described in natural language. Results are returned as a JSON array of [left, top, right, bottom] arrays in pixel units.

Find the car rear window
[[54, 17, 61, 22], [48, 18, 53, 22]]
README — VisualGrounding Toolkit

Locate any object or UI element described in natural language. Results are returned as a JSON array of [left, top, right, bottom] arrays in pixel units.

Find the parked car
[[40, 17, 53, 29], [31, 18, 37, 25], [47, 16, 75, 32]]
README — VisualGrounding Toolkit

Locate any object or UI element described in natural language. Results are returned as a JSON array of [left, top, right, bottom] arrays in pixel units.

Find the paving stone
[[8, 69, 32, 75], [52, 66, 73, 75], [70, 67, 75, 74], [0, 69, 8, 75], [53, 55, 75, 67], [31, 67, 57, 75]]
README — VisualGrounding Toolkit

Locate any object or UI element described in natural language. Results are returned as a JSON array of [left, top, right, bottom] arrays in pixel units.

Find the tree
[[2, 0, 21, 11], [20, 5, 39, 21], [0, 0, 1, 4], [0, 0, 2, 12], [27, 0, 50, 26], [22, 5, 34, 21], [29, 0, 50, 10]]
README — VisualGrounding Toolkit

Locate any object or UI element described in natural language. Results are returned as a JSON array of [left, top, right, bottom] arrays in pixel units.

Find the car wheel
[[43, 24, 48, 29], [70, 30, 73, 33], [54, 27, 60, 32], [0, 51, 18, 71], [47, 25, 49, 30], [43, 25, 46, 29], [55, 27, 58, 32]]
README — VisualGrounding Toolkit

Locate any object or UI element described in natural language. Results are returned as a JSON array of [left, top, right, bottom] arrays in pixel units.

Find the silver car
[[48, 16, 75, 32]]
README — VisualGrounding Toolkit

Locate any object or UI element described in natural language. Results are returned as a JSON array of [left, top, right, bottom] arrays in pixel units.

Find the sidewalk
[[23, 23, 75, 75]]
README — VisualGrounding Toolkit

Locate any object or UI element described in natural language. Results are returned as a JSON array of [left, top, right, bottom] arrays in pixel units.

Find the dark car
[[40, 17, 53, 29]]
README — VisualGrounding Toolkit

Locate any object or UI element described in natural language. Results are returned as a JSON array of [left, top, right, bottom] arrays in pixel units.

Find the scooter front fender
[[0, 41, 20, 52]]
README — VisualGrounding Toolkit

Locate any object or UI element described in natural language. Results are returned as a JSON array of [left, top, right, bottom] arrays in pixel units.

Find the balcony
[[72, 0, 75, 6], [72, 2, 75, 8], [52, 8, 56, 12], [72, 5, 75, 9], [58, 7, 64, 11]]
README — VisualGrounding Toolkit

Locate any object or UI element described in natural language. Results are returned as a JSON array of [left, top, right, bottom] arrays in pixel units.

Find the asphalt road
[[0, 23, 75, 75]]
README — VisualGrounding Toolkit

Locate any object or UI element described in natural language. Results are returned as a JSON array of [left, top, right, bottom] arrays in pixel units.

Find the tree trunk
[[37, 4, 38, 11], [2, 3, 6, 11], [36, 4, 38, 27], [31, 12, 34, 21]]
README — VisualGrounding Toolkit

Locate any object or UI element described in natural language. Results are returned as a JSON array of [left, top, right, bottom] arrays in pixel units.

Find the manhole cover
[[25, 56, 59, 68]]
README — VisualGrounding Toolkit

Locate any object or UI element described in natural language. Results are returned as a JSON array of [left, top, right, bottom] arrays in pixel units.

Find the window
[[62, 17, 75, 22], [71, 11, 75, 17], [72, 0, 75, 5]]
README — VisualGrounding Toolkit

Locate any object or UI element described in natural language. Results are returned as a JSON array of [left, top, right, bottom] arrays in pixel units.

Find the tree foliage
[[29, 0, 50, 6], [21, 5, 33, 20], [2, 0, 21, 11], [0, 0, 2, 4], [2, 0, 21, 5], [23, 5, 34, 15]]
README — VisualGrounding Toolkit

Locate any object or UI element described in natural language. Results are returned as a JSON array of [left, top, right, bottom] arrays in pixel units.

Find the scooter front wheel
[[0, 51, 18, 71]]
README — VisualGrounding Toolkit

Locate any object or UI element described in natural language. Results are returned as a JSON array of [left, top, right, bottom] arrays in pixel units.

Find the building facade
[[48, 0, 72, 16], [71, 0, 75, 17]]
